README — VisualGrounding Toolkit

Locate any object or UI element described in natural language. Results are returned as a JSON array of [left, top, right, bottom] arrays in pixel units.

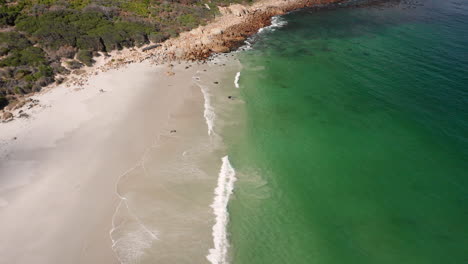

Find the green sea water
[[225, 1, 468, 263]]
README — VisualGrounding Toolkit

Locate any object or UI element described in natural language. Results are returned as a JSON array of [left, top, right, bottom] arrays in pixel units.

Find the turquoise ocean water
[[224, 1, 468, 263]]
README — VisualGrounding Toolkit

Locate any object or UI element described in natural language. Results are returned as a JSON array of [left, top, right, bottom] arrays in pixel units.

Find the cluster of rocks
[[143, 0, 343, 63], [1, 98, 39, 122]]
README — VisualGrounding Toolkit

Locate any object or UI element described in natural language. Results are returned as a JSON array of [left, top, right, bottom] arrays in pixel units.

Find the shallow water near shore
[[223, 0, 468, 263], [108, 59, 243, 263]]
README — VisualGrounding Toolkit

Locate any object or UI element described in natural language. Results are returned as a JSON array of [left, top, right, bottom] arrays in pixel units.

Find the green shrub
[[76, 50, 95, 66], [121, 0, 151, 16], [0, 32, 32, 50], [76, 35, 105, 51], [178, 14, 198, 28], [0, 47, 47, 67], [66, 60, 84, 69], [0, 1, 25, 26], [149, 32, 169, 43]]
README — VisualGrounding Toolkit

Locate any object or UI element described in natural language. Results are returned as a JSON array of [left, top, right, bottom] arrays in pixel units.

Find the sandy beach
[[0, 60, 220, 263]]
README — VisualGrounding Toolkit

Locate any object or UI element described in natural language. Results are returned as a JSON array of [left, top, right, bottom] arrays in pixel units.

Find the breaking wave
[[258, 15, 288, 34], [206, 156, 237, 264], [239, 15, 287, 51], [234, 72, 241, 88]]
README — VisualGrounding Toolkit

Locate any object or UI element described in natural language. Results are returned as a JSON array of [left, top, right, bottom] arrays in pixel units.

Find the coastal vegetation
[[0, 0, 248, 109]]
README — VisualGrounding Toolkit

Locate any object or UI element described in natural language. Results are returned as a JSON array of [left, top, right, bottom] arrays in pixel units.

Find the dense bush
[[148, 32, 170, 43], [0, 31, 31, 52], [76, 49, 94, 66], [178, 14, 197, 28], [0, 46, 46, 67], [0, 31, 54, 94], [0, 0, 24, 26], [0, 0, 251, 100], [66, 60, 84, 69], [15, 10, 154, 51]]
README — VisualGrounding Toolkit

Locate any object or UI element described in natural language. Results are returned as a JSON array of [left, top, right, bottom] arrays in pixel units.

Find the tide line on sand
[[207, 156, 237, 264]]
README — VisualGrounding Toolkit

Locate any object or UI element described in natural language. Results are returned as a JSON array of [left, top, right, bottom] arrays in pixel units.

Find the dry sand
[[0, 61, 211, 264]]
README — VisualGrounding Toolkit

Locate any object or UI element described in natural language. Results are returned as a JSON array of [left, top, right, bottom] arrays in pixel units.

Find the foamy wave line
[[238, 15, 287, 51], [207, 156, 237, 264], [110, 152, 159, 264], [258, 15, 287, 34], [238, 40, 253, 51], [234, 72, 241, 88], [200, 84, 215, 135]]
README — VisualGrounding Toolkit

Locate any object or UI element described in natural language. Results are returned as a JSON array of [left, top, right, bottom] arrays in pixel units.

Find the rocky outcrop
[[146, 0, 346, 63], [218, 4, 250, 17], [2, 111, 13, 121]]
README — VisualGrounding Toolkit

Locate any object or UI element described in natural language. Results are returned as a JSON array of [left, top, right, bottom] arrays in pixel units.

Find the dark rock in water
[[228, 96, 235, 100], [214, 81, 219, 84], [170, 130, 177, 133], [363, 52, 370, 56]]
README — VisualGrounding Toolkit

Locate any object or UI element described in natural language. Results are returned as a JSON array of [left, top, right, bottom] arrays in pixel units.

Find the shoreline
[[0, 0, 366, 122]]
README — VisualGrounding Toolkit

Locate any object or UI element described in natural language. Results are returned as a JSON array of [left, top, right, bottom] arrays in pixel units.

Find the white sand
[[0, 61, 207, 264]]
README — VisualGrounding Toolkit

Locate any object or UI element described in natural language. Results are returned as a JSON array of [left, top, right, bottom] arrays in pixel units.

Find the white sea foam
[[238, 15, 287, 51], [112, 216, 156, 264], [258, 15, 287, 34], [238, 40, 253, 51], [234, 72, 241, 88], [200, 85, 215, 135], [207, 156, 237, 264], [110, 158, 158, 264]]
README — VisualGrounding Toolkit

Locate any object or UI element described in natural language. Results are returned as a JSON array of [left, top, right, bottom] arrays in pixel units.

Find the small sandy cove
[[0, 61, 207, 264]]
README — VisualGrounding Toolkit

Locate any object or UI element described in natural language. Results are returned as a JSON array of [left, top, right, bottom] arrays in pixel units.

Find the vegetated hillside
[[0, 0, 249, 109]]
